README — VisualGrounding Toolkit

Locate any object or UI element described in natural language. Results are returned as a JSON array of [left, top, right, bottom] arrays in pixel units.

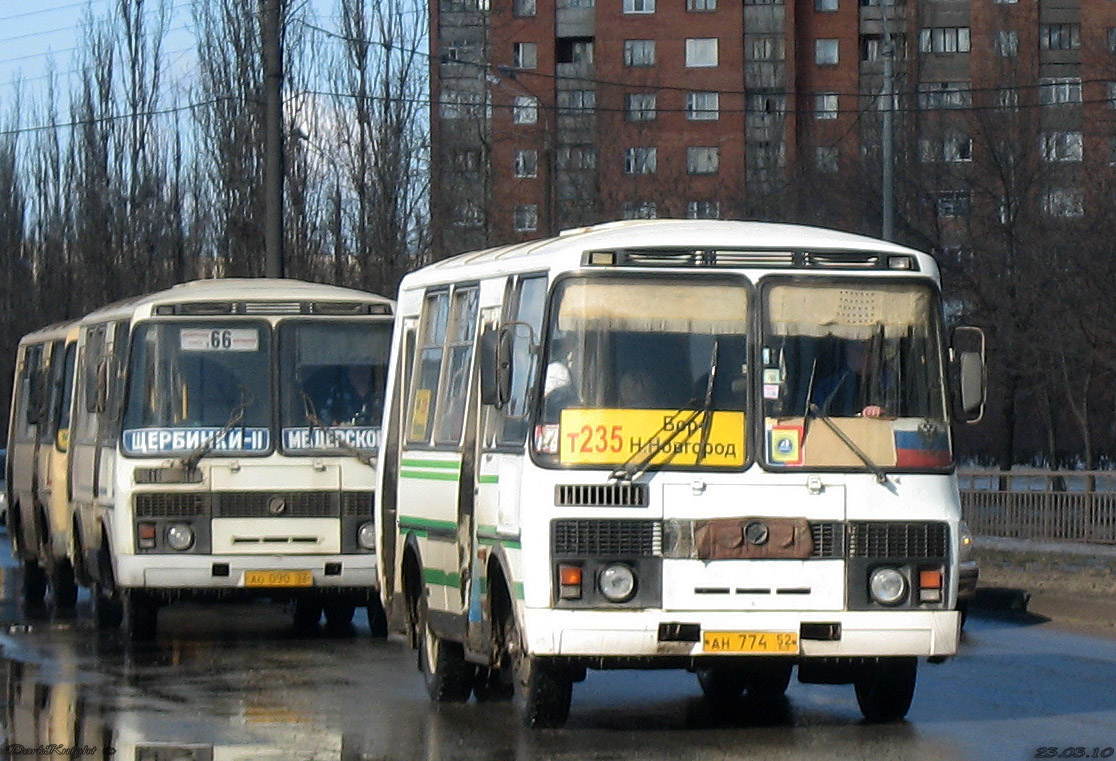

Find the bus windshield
[[535, 275, 749, 469], [279, 321, 392, 454], [122, 322, 272, 456], [761, 281, 950, 470]]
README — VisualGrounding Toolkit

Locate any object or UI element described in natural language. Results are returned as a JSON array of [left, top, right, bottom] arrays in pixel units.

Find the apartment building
[[430, 0, 1116, 257]]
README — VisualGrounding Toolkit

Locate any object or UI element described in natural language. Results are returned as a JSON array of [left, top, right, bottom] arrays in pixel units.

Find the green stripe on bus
[[400, 516, 458, 533], [400, 470, 461, 482], [478, 474, 499, 484], [423, 567, 462, 588], [400, 458, 460, 469], [513, 582, 525, 600]]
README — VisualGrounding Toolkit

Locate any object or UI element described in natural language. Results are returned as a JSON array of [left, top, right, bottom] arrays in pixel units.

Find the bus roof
[[403, 219, 938, 289], [78, 278, 394, 324], [17, 319, 80, 347]]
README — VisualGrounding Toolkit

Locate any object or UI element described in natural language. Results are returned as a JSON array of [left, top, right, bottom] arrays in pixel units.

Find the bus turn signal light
[[558, 564, 583, 600]]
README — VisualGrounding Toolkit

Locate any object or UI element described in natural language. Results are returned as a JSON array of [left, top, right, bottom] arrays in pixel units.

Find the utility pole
[[262, 0, 285, 278], [881, 0, 896, 241]]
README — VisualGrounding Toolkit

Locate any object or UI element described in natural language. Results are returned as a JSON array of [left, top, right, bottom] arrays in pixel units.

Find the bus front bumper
[[522, 608, 959, 660], [114, 553, 379, 592]]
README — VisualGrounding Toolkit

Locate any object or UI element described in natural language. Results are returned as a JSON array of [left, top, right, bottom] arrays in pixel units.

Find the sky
[[0, 0, 343, 132]]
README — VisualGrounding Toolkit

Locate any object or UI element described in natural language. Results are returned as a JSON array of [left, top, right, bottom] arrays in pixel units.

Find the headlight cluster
[[557, 562, 640, 604], [137, 521, 196, 552], [866, 565, 945, 606], [357, 521, 376, 551]]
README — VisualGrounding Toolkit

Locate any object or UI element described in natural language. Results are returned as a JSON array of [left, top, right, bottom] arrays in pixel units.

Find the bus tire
[[746, 660, 793, 699], [49, 559, 79, 615], [473, 667, 513, 702], [695, 665, 746, 702], [367, 596, 388, 639], [505, 608, 572, 728], [323, 601, 356, 630], [92, 583, 123, 630], [417, 596, 474, 703], [20, 560, 47, 610], [123, 592, 159, 642], [854, 657, 917, 723], [292, 598, 322, 630]]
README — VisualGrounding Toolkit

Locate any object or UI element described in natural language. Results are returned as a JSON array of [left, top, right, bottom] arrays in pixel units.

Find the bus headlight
[[165, 523, 195, 552], [598, 563, 637, 603], [357, 521, 377, 551], [869, 567, 907, 606]]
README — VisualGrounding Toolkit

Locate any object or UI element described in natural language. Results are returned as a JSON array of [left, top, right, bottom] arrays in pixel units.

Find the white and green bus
[[377, 219, 985, 727], [68, 278, 394, 639]]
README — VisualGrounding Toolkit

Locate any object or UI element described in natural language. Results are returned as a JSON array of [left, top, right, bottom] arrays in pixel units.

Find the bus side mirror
[[94, 359, 111, 414], [952, 326, 986, 424], [480, 326, 511, 407]]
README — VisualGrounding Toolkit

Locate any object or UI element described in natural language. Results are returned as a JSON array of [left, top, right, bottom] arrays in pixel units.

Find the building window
[[1041, 132, 1083, 162], [918, 27, 971, 54], [992, 0, 1017, 4], [815, 39, 839, 65], [626, 93, 657, 121], [1108, 82, 1116, 107], [557, 0, 594, 6], [686, 92, 720, 121], [860, 35, 883, 62], [687, 147, 720, 174], [456, 201, 485, 228], [558, 145, 597, 170], [514, 0, 536, 15], [556, 38, 594, 64], [624, 40, 655, 67], [997, 88, 1019, 111], [1040, 24, 1080, 51], [514, 205, 538, 232], [623, 0, 655, 13], [936, 191, 971, 218], [815, 0, 837, 10], [815, 92, 838, 119], [1108, 138, 1116, 166], [440, 88, 485, 120], [685, 38, 719, 67], [622, 201, 657, 219], [995, 30, 1018, 58], [557, 89, 595, 113], [918, 81, 971, 109], [513, 42, 538, 70], [815, 146, 838, 173], [1039, 77, 1082, 105], [442, 39, 476, 63], [1043, 189, 1084, 218], [512, 95, 538, 124], [749, 36, 785, 61], [624, 147, 657, 174], [1108, 28, 1116, 54], [944, 135, 973, 163], [453, 149, 481, 171], [688, 0, 716, 10], [514, 149, 538, 178], [686, 201, 720, 219]]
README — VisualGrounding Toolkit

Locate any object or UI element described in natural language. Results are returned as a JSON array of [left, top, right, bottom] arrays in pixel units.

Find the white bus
[[6, 320, 81, 614], [68, 278, 394, 640], [377, 219, 985, 727]]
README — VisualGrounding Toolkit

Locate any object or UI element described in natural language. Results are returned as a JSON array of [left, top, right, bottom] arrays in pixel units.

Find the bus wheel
[[504, 609, 572, 728], [746, 661, 793, 699], [323, 601, 356, 630], [854, 657, 917, 723], [92, 583, 123, 630], [49, 559, 79, 615], [292, 599, 322, 630], [367, 596, 388, 639], [416, 596, 474, 702], [20, 560, 47, 610], [695, 665, 746, 702], [123, 592, 159, 642], [473, 667, 513, 702]]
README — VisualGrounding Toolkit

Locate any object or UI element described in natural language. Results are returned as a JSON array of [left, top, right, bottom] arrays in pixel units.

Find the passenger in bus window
[[543, 336, 578, 419], [813, 340, 887, 418]]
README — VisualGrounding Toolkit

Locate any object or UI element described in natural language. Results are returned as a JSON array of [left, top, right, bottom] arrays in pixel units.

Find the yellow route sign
[[559, 408, 745, 467]]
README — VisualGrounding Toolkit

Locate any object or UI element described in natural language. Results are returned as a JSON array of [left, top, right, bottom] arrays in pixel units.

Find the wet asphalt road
[[1, 543, 1115, 761]]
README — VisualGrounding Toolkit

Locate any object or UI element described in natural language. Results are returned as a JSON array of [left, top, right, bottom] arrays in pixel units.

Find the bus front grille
[[341, 491, 374, 516], [552, 519, 661, 557], [554, 483, 649, 508], [848, 521, 948, 559], [134, 493, 210, 517], [810, 521, 845, 558], [213, 492, 338, 518]]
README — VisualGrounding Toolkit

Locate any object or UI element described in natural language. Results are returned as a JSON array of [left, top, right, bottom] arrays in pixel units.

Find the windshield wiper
[[806, 402, 890, 485], [612, 340, 720, 481], [300, 390, 375, 467], [180, 390, 252, 472]]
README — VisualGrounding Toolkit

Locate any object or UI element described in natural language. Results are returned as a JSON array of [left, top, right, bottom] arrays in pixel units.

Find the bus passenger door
[[379, 318, 415, 615]]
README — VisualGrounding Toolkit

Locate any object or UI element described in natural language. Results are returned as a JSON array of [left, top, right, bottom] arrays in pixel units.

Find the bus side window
[[406, 291, 450, 444], [490, 275, 546, 447], [434, 286, 479, 445]]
